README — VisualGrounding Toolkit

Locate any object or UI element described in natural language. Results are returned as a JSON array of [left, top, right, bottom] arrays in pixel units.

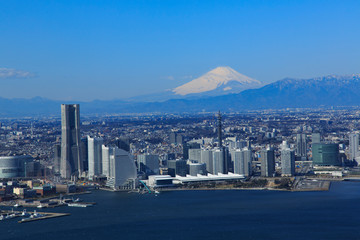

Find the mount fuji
[[173, 66, 262, 96], [128, 66, 263, 102]]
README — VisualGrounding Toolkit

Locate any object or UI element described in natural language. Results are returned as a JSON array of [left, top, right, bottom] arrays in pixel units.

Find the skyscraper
[[200, 149, 213, 173], [281, 148, 295, 176], [106, 147, 137, 190], [212, 148, 225, 174], [87, 136, 103, 179], [231, 148, 252, 176], [260, 148, 275, 177], [102, 145, 110, 177], [60, 104, 83, 179], [349, 133, 359, 160], [296, 134, 307, 160]]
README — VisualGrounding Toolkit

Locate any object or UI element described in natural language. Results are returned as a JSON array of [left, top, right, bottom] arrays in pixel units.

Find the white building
[[88, 136, 103, 179], [102, 145, 110, 177], [107, 148, 137, 190]]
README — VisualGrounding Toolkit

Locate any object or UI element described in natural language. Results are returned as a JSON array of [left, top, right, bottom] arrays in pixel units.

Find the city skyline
[[1, 0, 360, 101]]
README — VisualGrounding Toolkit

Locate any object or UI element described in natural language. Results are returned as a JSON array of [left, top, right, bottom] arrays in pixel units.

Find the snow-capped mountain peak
[[173, 66, 262, 96]]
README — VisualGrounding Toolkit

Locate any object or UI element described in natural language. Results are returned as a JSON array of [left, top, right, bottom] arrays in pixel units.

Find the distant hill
[[1, 74, 360, 116]]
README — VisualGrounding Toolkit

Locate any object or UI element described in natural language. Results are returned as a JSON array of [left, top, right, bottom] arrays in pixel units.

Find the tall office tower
[[80, 137, 88, 172], [60, 104, 83, 179], [167, 159, 188, 177], [87, 136, 103, 179], [212, 148, 225, 174], [312, 133, 321, 144], [183, 142, 201, 160], [231, 148, 252, 176], [217, 111, 222, 147], [137, 154, 160, 175], [296, 134, 307, 160], [53, 144, 61, 174], [260, 148, 275, 177], [349, 133, 359, 160], [281, 148, 295, 176], [106, 147, 137, 190], [102, 145, 110, 177], [116, 137, 130, 152], [188, 148, 201, 162], [201, 149, 213, 173]]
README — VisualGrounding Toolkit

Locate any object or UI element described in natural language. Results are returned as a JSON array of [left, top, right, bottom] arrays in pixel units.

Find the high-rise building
[[116, 137, 130, 152], [212, 148, 225, 175], [200, 149, 213, 173], [87, 136, 103, 179], [137, 154, 159, 175], [167, 159, 188, 177], [60, 104, 83, 179], [106, 147, 137, 190], [80, 137, 88, 172], [188, 148, 201, 162], [349, 133, 359, 160], [281, 148, 295, 176], [183, 142, 200, 160], [231, 148, 252, 176], [260, 148, 275, 177], [296, 134, 307, 160], [102, 145, 110, 177], [312, 143, 340, 166], [312, 133, 321, 144]]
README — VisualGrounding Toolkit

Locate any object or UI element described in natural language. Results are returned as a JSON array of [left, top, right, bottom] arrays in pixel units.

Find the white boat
[[3, 213, 17, 220], [67, 203, 89, 207], [73, 197, 82, 202], [37, 204, 44, 208], [21, 209, 30, 217], [13, 203, 22, 208]]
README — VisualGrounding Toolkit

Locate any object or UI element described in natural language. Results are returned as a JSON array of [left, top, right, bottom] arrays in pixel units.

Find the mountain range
[[1, 72, 360, 116]]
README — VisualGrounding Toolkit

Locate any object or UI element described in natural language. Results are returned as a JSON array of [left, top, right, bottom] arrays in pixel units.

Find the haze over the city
[[1, 0, 360, 101]]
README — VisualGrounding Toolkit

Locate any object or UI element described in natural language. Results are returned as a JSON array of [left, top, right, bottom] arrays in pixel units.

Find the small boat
[[154, 190, 160, 194], [13, 203, 22, 208], [37, 204, 44, 208], [73, 197, 82, 202], [21, 209, 30, 217], [67, 203, 89, 207], [4, 213, 17, 220]]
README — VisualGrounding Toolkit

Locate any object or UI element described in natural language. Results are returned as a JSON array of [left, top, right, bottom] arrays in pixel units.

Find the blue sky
[[1, 0, 360, 101]]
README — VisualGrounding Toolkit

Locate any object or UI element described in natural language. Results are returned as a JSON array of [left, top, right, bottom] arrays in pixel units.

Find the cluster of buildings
[[55, 104, 137, 190], [1, 107, 360, 195]]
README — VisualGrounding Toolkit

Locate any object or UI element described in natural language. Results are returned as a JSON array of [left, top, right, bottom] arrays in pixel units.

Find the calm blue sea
[[1, 181, 360, 240]]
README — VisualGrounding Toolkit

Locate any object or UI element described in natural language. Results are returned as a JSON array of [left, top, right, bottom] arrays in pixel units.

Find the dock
[[0, 210, 70, 223], [18, 212, 70, 223]]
